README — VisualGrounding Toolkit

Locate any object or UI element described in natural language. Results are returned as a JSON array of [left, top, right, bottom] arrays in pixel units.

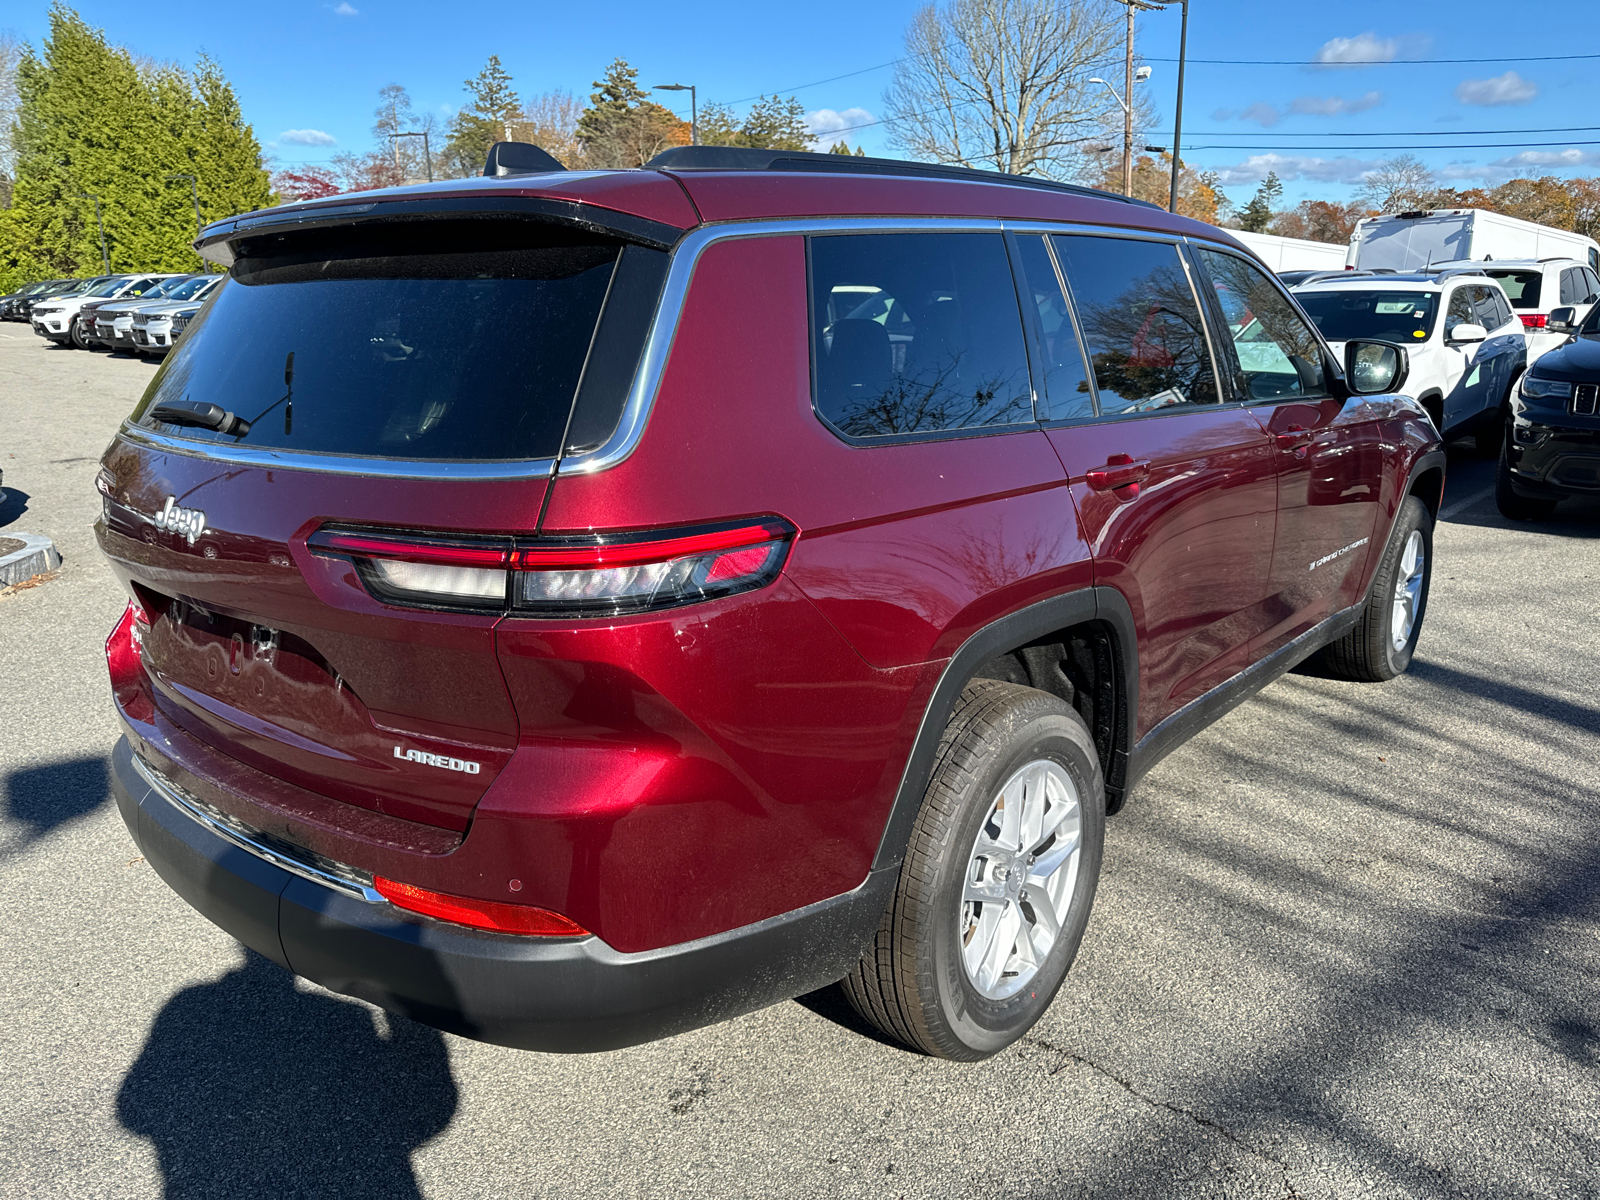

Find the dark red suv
[[99, 145, 1443, 1060]]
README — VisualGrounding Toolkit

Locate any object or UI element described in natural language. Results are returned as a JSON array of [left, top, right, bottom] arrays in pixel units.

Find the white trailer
[[1230, 229, 1349, 273], [1347, 209, 1600, 273]]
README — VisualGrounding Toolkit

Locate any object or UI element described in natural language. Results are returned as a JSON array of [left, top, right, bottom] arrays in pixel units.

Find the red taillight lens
[[373, 876, 588, 937], [308, 518, 796, 618], [106, 601, 153, 718], [1520, 313, 1548, 329]]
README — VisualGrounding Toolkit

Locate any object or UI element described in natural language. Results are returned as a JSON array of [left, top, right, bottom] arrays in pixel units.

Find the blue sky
[[10, 1, 1600, 210]]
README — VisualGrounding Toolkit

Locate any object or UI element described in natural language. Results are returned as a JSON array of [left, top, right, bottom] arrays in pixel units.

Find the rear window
[[131, 222, 621, 462], [1296, 290, 1438, 343], [1487, 270, 1542, 309]]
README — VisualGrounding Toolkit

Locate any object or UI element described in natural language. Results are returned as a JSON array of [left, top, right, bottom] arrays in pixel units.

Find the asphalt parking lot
[[3, 325, 1599, 1200]]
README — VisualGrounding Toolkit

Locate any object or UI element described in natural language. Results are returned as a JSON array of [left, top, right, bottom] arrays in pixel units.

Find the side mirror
[[1448, 322, 1487, 344], [1344, 340, 1410, 396], [1547, 306, 1578, 334]]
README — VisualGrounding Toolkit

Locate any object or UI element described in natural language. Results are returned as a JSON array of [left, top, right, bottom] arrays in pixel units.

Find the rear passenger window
[[809, 233, 1034, 440], [1052, 235, 1219, 414], [1560, 270, 1579, 306], [1011, 235, 1094, 422], [1195, 247, 1325, 400]]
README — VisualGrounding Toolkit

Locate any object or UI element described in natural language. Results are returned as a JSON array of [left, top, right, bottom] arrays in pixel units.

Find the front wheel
[[1321, 495, 1433, 682], [842, 680, 1105, 1060]]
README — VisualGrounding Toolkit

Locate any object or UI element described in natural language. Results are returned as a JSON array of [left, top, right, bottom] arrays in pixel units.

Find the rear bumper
[[112, 736, 892, 1052]]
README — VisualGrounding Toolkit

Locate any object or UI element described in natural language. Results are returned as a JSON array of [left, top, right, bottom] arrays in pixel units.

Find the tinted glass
[[1487, 270, 1541, 308], [132, 222, 619, 462], [86, 277, 132, 297], [1560, 269, 1579, 305], [1297, 290, 1438, 343], [1445, 287, 1475, 336], [1470, 285, 1504, 330], [1052, 235, 1218, 414], [1012, 235, 1094, 422], [1196, 248, 1325, 400], [809, 233, 1033, 439], [164, 276, 214, 301]]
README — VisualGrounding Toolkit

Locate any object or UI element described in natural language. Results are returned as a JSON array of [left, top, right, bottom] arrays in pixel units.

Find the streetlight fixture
[[78, 191, 110, 274], [654, 83, 697, 147], [388, 131, 433, 182], [1088, 66, 1151, 198]]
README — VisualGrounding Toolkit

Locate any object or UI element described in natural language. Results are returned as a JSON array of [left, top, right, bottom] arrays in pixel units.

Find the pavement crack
[[1023, 1036, 1303, 1199]]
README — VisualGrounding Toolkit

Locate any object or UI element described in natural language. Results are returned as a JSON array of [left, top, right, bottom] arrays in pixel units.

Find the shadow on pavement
[[0, 487, 29, 529], [118, 952, 458, 1199], [3, 755, 108, 852]]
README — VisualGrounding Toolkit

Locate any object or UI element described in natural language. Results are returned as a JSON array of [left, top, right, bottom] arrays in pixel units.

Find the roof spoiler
[[483, 141, 567, 178]]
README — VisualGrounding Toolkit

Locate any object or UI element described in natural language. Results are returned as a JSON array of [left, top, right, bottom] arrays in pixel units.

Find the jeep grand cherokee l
[[98, 144, 1444, 1060]]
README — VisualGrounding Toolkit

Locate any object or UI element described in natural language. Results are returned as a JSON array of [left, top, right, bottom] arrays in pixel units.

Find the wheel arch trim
[[870, 587, 1137, 872]]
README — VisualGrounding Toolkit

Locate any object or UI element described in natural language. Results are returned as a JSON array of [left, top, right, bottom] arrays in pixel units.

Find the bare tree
[[0, 33, 24, 206], [884, 0, 1124, 180], [514, 90, 584, 167], [1357, 155, 1440, 214]]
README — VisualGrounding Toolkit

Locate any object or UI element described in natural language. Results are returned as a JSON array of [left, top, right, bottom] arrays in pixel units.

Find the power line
[[1151, 52, 1600, 66], [1152, 125, 1600, 139], [1178, 139, 1600, 152], [725, 60, 899, 106]]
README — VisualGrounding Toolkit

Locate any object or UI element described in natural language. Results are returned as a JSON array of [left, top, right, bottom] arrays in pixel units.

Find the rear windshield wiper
[[149, 401, 251, 437]]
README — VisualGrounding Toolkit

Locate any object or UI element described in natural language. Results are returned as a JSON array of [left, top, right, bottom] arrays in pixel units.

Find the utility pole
[[79, 192, 110, 273], [1109, 0, 1161, 198]]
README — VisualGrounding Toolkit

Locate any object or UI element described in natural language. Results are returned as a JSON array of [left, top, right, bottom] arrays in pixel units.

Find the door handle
[[1085, 455, 1152, 493], [1275, 425, 1314, 449]]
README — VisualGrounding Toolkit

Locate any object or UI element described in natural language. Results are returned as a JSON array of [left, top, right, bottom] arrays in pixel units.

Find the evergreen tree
[[1238, 171, 1282, 233], [0, 6, 270, 288], [738, 95, 810, 151], [575, 59, 687, 168], [442, 55, 523, 177], [827, 141, 865, 157]]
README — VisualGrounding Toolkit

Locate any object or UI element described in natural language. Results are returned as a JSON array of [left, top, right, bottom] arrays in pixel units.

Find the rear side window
[[1560, 269, 1581, 305], [1195, 248, 1325, 400], [133, 221, 621, 462], [1011, 235, 1094, 422], [1489, 270, 1541, 309], [809, 232, 1034, 441], [1052, 235, 1219, 414]]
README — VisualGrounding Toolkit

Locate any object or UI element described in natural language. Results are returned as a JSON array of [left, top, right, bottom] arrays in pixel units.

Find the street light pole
[[1108, 0, 1162, 198], [78, 192, 109, 273], [654, 84, 697, 146], [1088, 73, 1150, 198], [1166, 0, 1189, 214], [389, 132, 433, 182], [165, 173, 202, 237]]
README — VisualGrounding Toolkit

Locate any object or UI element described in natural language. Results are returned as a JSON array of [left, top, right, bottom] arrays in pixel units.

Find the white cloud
[[1314, 32, 1398, 65], [1211, 152, 1387, 187], [279, 128, 336, 147], [1211, 107, 1235, 122], [1289, 90, 1383, 117], [1455, 71, 1538, 106], [806, 107, 874, 150], [332, 1, 359, 14], [1240, 102, 1281, 127], [1489, 147, 1600, 169]]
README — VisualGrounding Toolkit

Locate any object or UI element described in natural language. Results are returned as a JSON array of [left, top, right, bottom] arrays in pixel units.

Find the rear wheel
[[842, 680, 1105, 1060], [1495, 441, 1558, 521], [1321, 495, 1432, 682]]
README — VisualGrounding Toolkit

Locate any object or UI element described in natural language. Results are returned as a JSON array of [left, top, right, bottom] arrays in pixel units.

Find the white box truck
[[1347, 209, 1600, 273], [1231, 229, 1350, 273]]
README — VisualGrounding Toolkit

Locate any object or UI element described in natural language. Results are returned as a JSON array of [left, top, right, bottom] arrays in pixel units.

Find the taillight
[[373, 876, 588, 937], [1520, 313, 1548, 329], [308, 518, 796, 618], [106, 600, 153, 718]]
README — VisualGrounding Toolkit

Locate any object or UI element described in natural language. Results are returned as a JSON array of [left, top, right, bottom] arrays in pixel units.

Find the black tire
[[69, 320, 88, 349], [1320, 495, 1433, 682], [842, 680, 1105, 1060], [1495, 442, 1558, 521]]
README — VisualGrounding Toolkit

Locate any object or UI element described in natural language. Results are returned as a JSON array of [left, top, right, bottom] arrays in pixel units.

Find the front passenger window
[[1195, 247, 1326, 400]]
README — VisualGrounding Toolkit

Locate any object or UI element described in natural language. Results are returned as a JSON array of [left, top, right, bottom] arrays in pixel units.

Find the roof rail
[[643, 145, 1162, 209], [1431, 267, 1488, 281], [1538, 255, 1576, 263], [1298, 270, 1377, 285]]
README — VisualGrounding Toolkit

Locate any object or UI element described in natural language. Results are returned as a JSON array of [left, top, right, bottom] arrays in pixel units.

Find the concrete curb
[[0, 532, 62, 587]]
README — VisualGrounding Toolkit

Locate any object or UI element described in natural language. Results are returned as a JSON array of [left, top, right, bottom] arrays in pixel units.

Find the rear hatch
[[98, 196, 682, 831]]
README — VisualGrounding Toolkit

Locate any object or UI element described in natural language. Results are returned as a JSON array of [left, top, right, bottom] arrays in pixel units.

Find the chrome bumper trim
[[130, 752, 384, 903]]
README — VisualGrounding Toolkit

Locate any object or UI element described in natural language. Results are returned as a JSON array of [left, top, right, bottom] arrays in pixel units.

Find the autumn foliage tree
[[1093, 152, 1220, 223], [576, 59, 688, 169]]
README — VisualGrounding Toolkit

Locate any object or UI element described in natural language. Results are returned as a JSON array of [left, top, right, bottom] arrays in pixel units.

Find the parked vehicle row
[[0, 271, 219, 357]]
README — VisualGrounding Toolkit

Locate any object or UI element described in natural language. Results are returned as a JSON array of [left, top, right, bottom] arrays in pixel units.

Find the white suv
[[1434, 258, 1600, 365], [1293, 268, 1527, 453], [31, 274, 171, 348]]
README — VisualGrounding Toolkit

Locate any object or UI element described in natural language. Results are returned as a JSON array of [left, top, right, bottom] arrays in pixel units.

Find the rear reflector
[[373, 876, 588, 937], [309, 517, 796, 618], [1520, 313, 1548, 329]]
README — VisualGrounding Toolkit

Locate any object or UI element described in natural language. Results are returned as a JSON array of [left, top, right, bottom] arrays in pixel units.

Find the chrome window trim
[[116, 214, 1200, 482], [130, 751, 384, 904]]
